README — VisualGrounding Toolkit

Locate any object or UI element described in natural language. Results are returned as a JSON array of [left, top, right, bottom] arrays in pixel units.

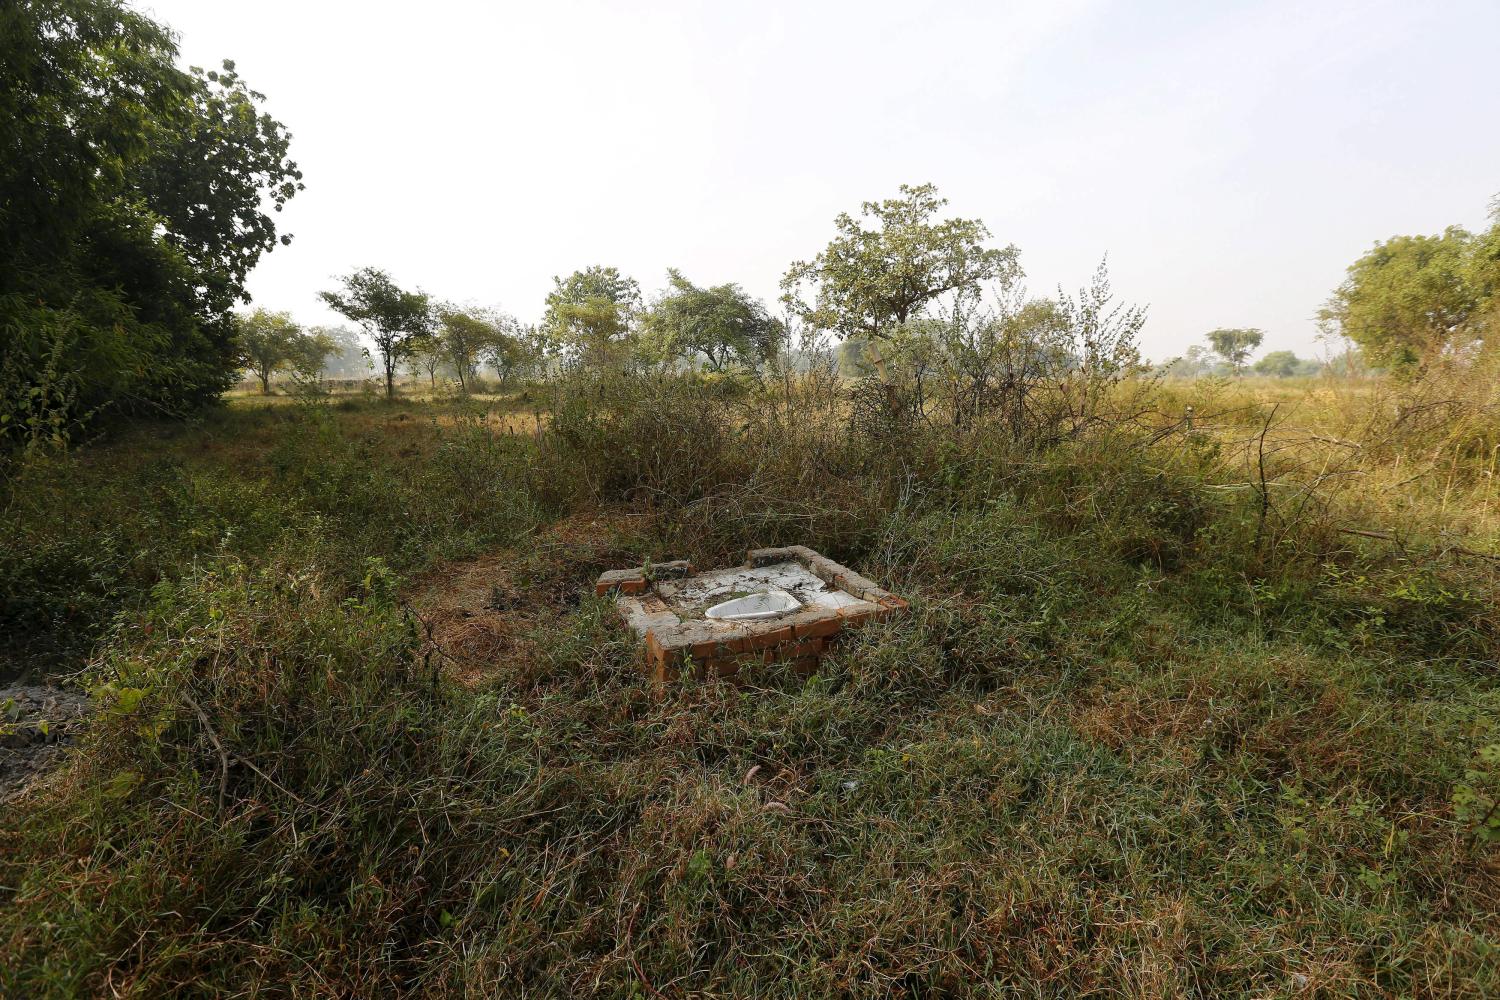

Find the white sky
[[140, 0, 1499, 361]]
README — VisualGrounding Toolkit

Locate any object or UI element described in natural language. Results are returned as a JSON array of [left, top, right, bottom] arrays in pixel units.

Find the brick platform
[[596, 546, 907, 681]]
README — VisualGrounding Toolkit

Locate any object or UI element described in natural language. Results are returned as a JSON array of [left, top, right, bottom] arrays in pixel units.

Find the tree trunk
[[259, 369, 271, 394]]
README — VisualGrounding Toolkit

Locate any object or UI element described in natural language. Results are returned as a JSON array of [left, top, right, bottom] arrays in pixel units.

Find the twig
[[1254, 404, 1278, 552], [181, 689, 331, 814], [624, 902, 668, 1000], [181, 689, 230, 812], [1337, 527, 1500, 563], [1308, 434, 1362, 450]]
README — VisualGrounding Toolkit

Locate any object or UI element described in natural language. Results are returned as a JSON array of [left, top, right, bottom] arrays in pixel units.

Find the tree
[[1, 0, 302, 452], [486, 325, 552, 387], [314, 326, 371, 379], [438, 306, 511, 392], [781, 184, 1021, 370], [1254, 350, 1302, 378], [1206, 328, 1264, 375], [134, 60, 303, 321], [319, 268, 431, 398], [642, 269, 781, 371], [1318, 226, 1493, 369], [1164, 345, 1214, 378], [237, 310, 335, 392], [543, 266, 641, 360], [407, 336, 445, 389], [486, 332, 532, 388]]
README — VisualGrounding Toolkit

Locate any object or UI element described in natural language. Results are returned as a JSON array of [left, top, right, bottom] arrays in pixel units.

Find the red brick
[[790, 638, 825, 657], [702, 656, 742, 679], [646, 633, 682, 680], [620, 578, 648, 595], [718, 633, 752, 654], [793, 614, 842, 640], [595, 568, 647, 596], [788, 655, 822, 676], [745, 624, 793, 650], [837, 605, 881, 626]]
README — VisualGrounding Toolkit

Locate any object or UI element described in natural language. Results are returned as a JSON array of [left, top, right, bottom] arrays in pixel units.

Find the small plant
[[1454, 743, 1500, 843]]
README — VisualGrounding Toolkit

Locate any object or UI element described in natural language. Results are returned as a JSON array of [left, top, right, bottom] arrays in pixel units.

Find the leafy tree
[[237, 309, 329, 393], [543, 266, 641, 360], [313, 326, 371, 379], [1318, 226, 1493, 369], [1254, 350, 1302, 378], [134, 60, 303, 320], [319, 269, 431, 398], [781, 184, 1020, 370], [642, 269, 781, 371], [1206, 328, 1264, 375], [1164, 345, 1215, 378], [486, 332, 533, 388], [438, 306, 512, 392], [1, 0, 302, 451], [407, 336, 446, 389], [487, 325, 552, 387], [547, 266, 641, 311]]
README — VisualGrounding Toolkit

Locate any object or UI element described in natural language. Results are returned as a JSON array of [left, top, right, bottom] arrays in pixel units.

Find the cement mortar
[[655, 560, 864, 619]]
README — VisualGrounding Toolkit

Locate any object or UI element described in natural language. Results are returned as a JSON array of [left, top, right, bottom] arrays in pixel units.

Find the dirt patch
[[406, 509, 647, 686], [409, 551, 535, 686], [2, 682, 91, 802]]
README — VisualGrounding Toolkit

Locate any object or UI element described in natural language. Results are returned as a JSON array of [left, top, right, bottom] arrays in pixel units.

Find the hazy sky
[[141, 0, 1499, 360]]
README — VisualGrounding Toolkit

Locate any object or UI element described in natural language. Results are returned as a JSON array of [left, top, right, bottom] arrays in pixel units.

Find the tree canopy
[[543, 266, 641, 360], [319, 269, 431, 398], [1319, 221, 1497, 369], [642, 270, 781, 371], [781, 183, 1021, 345], [1253, 350, 1306, 378], [237, 309, 334, 393], [438, 306, 515, 392], [486, 325, 545, 387], [1206, 328, 1264, 374], [315, 327, 372, 379], [1, 0, 301, 452]]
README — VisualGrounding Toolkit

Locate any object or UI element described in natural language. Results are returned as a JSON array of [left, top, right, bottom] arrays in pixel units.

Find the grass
[[1, 370, 1497, 997]]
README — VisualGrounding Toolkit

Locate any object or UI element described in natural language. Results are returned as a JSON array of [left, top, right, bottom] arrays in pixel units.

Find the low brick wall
[[597, 546, 907, 682]]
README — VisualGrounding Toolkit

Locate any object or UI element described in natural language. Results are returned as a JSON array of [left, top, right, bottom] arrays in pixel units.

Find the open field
[[8, 3, 1500, 995], [2, 370, 1496, 997]]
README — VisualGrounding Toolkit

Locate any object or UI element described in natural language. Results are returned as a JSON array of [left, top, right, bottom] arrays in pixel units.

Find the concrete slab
[[597, 547, 907, 681]]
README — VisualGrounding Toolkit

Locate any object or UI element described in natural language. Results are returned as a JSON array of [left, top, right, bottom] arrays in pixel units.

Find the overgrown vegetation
[[3, 7, 1497, 987], [3, 340, 1497, 994], [0, 0, 301, 452]]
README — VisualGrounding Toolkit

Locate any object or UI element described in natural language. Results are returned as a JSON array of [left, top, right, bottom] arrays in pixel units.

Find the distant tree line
[[1164, 331, 1322, 379], [302, 262, 787, 399], [1160, 198, 1499, 380], [6, 0, 1496, 453]]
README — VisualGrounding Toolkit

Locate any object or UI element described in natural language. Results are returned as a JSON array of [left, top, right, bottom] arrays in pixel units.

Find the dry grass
[[408, 510, 644, 686], [1, 370, 1497, 997]]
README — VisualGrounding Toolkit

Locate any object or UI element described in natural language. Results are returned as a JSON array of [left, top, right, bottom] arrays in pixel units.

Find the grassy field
[[1, 370, 1497, 997]]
